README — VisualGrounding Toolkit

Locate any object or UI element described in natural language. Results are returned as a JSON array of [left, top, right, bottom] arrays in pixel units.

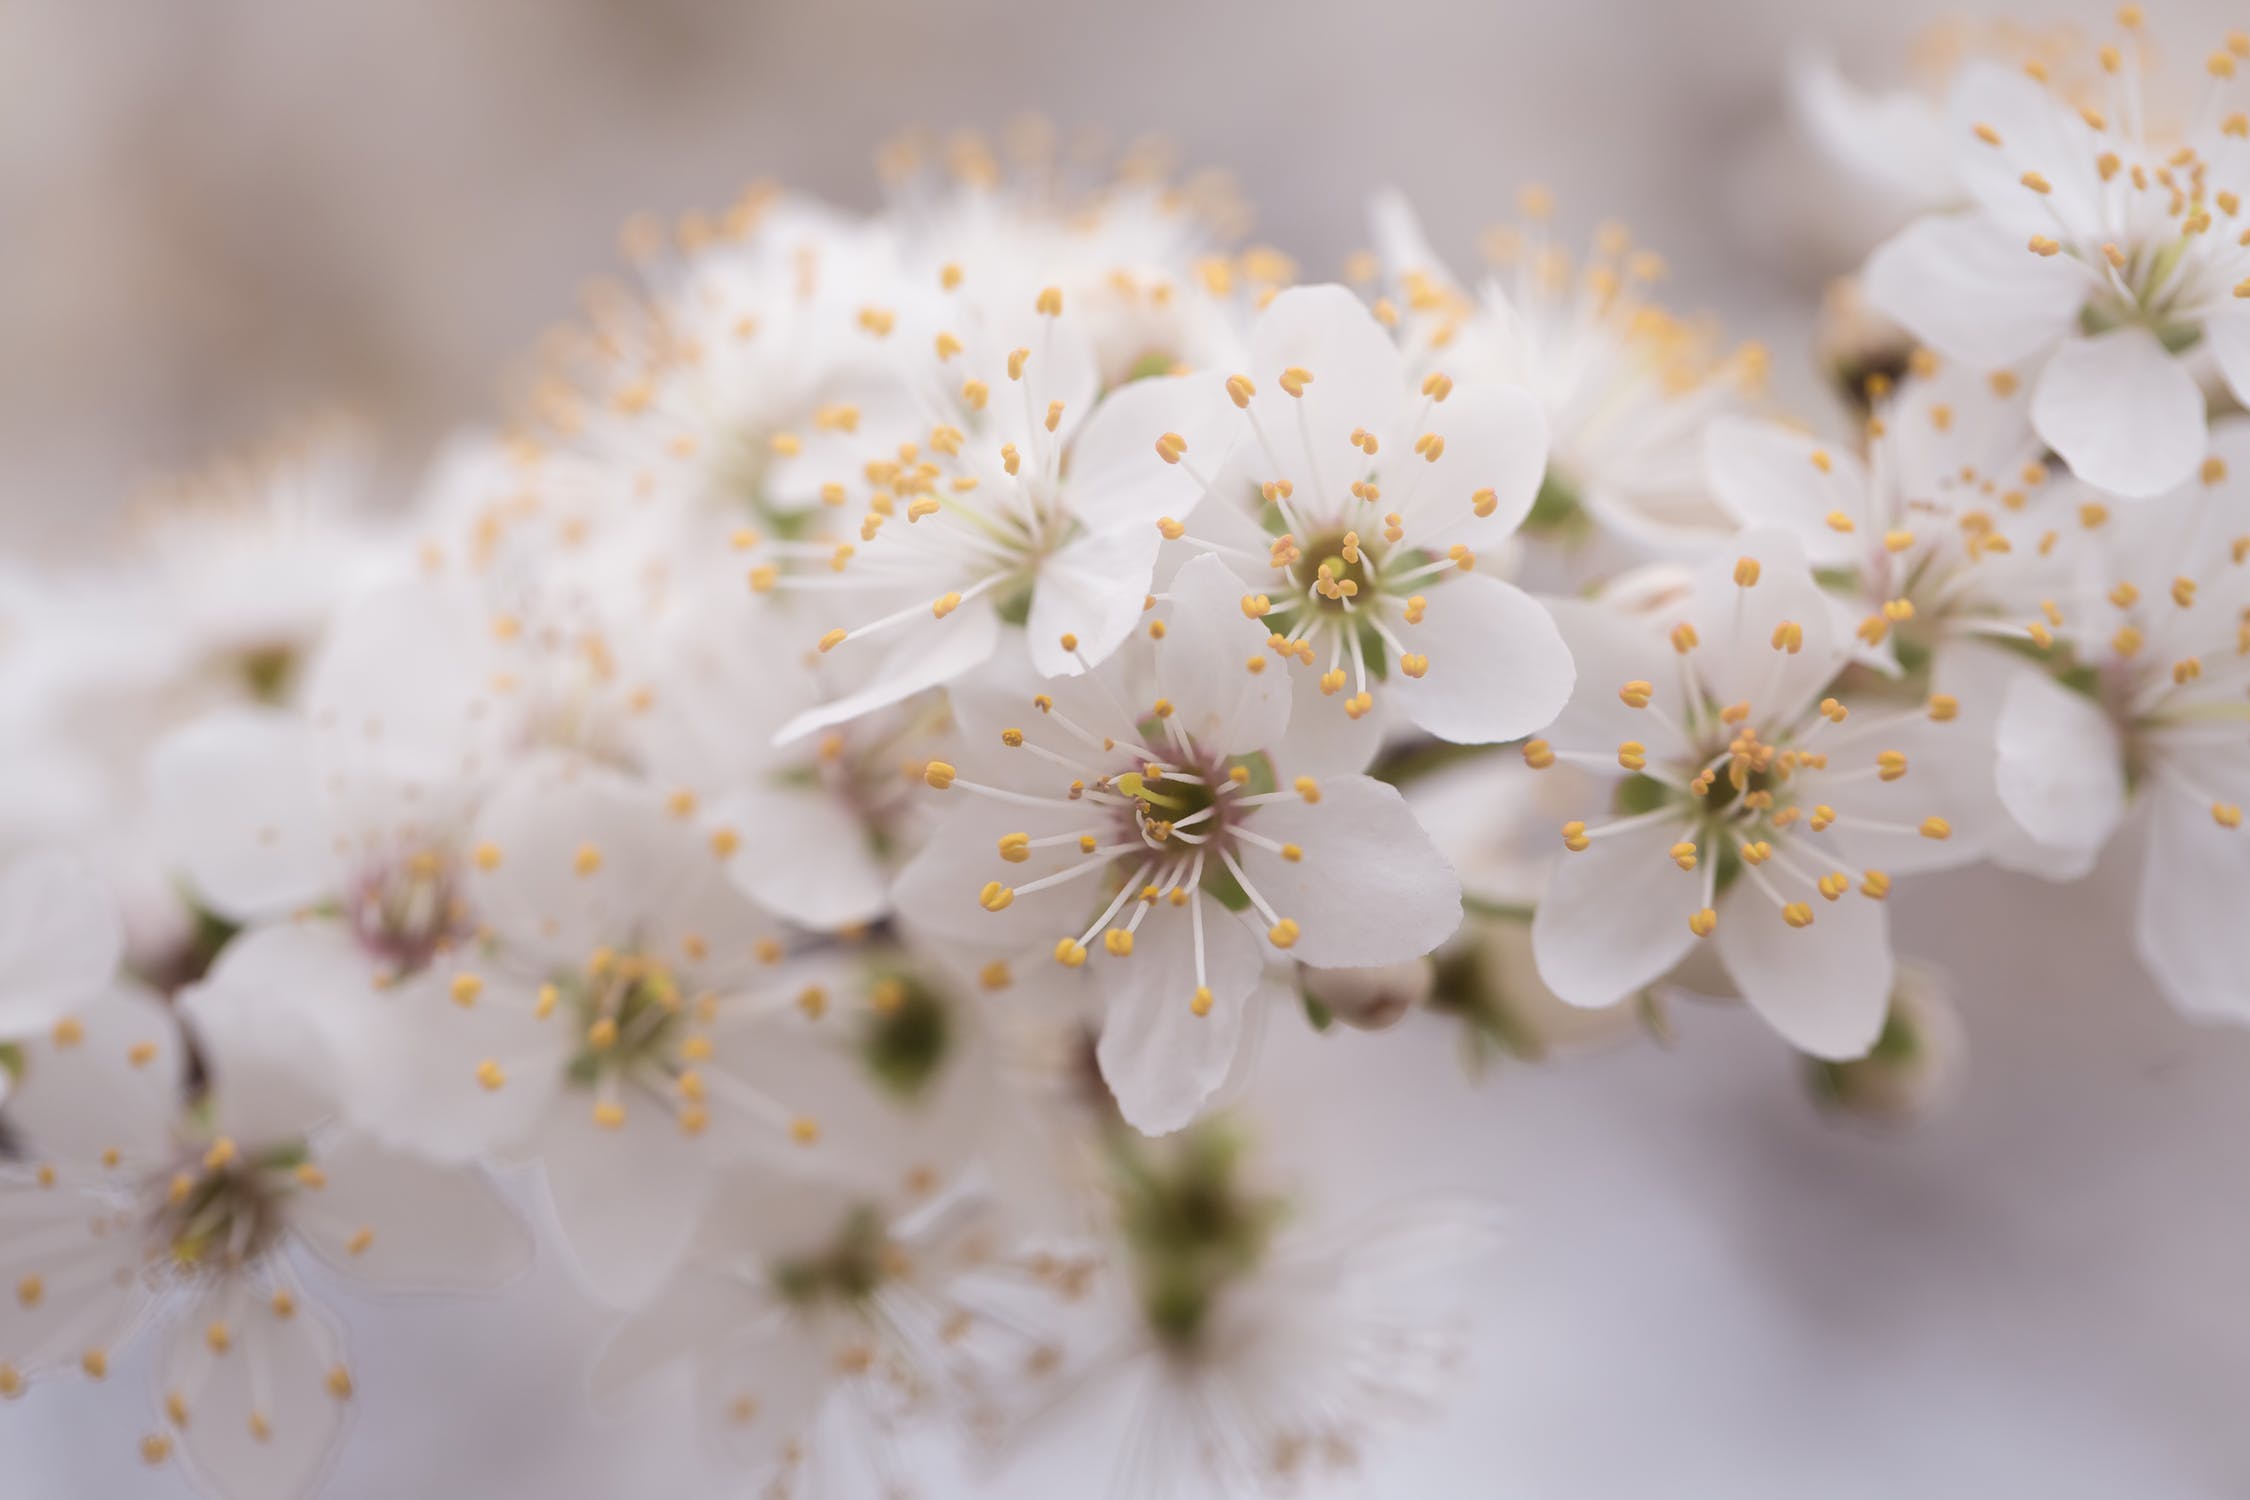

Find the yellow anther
[[1103, 930, 1134, 958], [1877, 750, 1908, 782], [1618, 740, 1648, 771], [1267, 918, 1300, 949], [1399, 652, 1430, 678], [1883, 529, 1915, 553], [1562, 820, 1591, 853], [1825, 511, 1855, 533], [1733, 557, 1762, 588], [1619, 680, 1654, 709], [326, 1366, 354, 1401], [1053, 938, 1087, 968], [1688, 908, 1718, 938], [1522, 739, 1555, 769], [1278, 366, 1313, 397], [2021, 171, 2052, 194], [1036, 285, 1063, 316], [1782, 902, 1816, 929], [1190, 986, 1214, 1017], [450, 973, 483, 1008], [1670, 841, 1698, 871], [710, 827, 740, 858], [15, 1276, 42, 1309], [1770, 621, 1803, 654], [475, 1060, 505, 1092], [924, 761, 957, 790], [1007, 347, 1031, 381], [586, 1017, 619, 1052], [141, 1435, 172, 1465], [1226, 374, 1256, 408], [2213, 803, 2243, 829], [1919, 817, 1952, 841], [1862, 869, 1892, 900], [1294, 776, 1321, 803]]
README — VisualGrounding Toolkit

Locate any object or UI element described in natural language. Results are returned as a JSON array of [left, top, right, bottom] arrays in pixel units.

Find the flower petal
[[289, 1132, 532, 1293], [1233, 774, 1461, 968], [710, 782, 891, 932], [1389, 382, 1548, 549], [1066, 370, 1241, 530], [7, 982, 182, 1169], [161, 1282, 349, 1500], [537, 1090, 710, 1308], [146, 708, 334, 921], [1863, 213, 2081, 368], [774, 595, 1001, 744], [1389, 573, 1575, 744], [2031, 328, 2207, 499], [1714, 884, 1891, 1059], [2135, 790, 2250, 1024], [180, 922, 368, 1146], [1703, 415, 1871, 567], [2207, 308, 2250, 412], [1156, 554, 1290, 753], [1094, 897, 1259, 1135], [1530, 813, 1702, 1008], [1026, 522, 1162, 677], [1245, 285, 1407, 506], [1993, 663, 2126, 870], [0, 852, 122, 1035]]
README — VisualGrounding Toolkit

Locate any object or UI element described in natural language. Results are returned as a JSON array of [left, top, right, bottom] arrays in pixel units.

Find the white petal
[[1094, 898, 1258, 1135], [0, 1177, 150, 1374], [1233, 775, 1461, 968], [774, 597, 1000, 744], [696, 1316, 832, 1472], [1271, 656, 1389, 777], [1026, 523, 1162, 677], [1066, 370, 1241, 530], [161, 1281, 349, 1500], [1155, 554, 1290, 752], [1530, 813, 1702, 1008], [1390, 573, 1575, 744], [146, 708, 335, 921], [1942, 62, 2106, 233], [469, 759, 761, 973], [2135, 791, 2250, 1024], [335, 959, 567, 1163], [711, 783, 891, 932], [1682, 528, 1847, 718], [537, 1092, 710, 1308], [2031, 328, 2207, 499], [1714, 885, 1892, 1059], [180, 922, 366, 1147], [304, 578, 504, 827], [289, 1132, 531, 1293], [0, 853, 122, 1035], [890, 797, 1100, 953], [1389, 383, 1548, 548], [590, 1264, 766, 1403], [1993, 665, 2126, 867], [1702, 415, 1871, 566], [1539, 599, 1689, 761], [1246, 285, 1407, 506], [1862, 214, 2081, 368], [7, 982, 182, 1168]]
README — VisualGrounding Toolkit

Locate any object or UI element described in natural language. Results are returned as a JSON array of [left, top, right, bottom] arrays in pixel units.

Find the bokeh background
[[6, 1, 2250, 1495]]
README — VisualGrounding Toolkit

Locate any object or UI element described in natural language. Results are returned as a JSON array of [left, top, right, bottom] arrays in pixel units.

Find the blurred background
[[6, 0, 2250, 1495]]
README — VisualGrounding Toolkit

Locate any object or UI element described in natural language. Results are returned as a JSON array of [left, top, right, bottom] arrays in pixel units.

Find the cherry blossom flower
[[0, 976, 526, 1500], [1529, 530, 1982, 1058], [1185, 282, 1574, 756], [893, 554, 1462, 1133], [1864, 21, 2250, 496], [767, 286, 1243, 741]]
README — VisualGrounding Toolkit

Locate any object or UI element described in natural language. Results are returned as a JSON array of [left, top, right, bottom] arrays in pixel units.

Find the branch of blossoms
[[2, 15, 2248, 1490]]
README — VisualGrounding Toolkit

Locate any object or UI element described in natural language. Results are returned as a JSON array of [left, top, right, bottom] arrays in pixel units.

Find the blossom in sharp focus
[[1371, 189, 1769, 557], [769, 287, 1244, 741], [1864, 20, 2250, 497], [894, 553, 1462, 1133], [0, 978, 527, 1500], [1188, 281, 1575, 754], [1530, 530, 1983, 1058]]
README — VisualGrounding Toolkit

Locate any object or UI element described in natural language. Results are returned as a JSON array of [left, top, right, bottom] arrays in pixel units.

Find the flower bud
[[1300, 958, 1432, 1032]]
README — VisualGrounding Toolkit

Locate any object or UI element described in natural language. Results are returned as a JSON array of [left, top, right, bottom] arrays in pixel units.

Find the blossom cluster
[[5, 15, 2250, 1493]]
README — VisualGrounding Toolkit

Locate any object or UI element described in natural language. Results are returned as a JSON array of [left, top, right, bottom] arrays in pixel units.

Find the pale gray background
[[5, 1, 2248, 1496]]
